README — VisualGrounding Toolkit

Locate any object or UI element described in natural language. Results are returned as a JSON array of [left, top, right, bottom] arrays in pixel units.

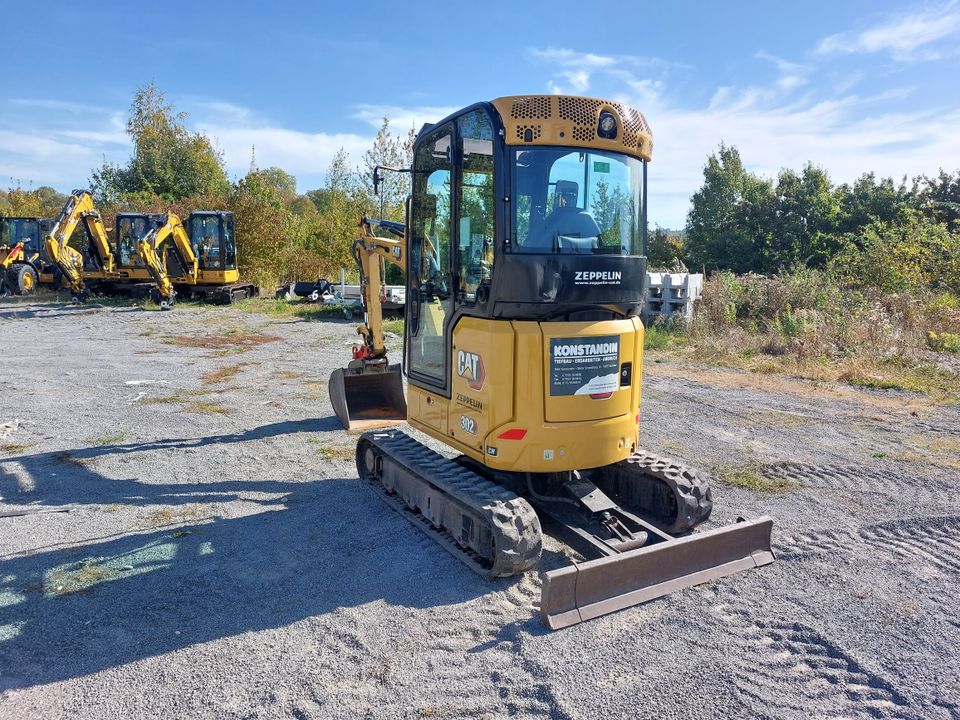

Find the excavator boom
[[43, 190, 113, 300], [136, 213, 199, 309]]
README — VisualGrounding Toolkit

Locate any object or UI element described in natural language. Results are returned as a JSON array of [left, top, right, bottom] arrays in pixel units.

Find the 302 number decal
[[459, 415, 478, 435]]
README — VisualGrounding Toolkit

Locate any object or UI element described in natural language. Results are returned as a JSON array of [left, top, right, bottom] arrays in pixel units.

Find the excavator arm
[[44, 190, 113, 299], [328, 217, 408, 431], [351, 217, 405, 359], [136, 213, 199, 309]]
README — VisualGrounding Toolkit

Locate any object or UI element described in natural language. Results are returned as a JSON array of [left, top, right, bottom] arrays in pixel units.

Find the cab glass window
[[223, 215, 237, 269], [407, 128, 454, 382], [191, 215, 223, 270], [512, 148, 643, 255], [1, 219, 39, 254], [456, 110, 495, 304]]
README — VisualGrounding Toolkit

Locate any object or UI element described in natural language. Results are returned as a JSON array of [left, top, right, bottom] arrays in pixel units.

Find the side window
[[118, 218, 135, 266], [223, 216, 236, 268], [456, 110, 495, 304], [407, 127, 455, 382], [192, 216, 222, 270]]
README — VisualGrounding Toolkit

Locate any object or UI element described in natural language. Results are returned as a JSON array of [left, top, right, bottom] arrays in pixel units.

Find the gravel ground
[[0, 299, 958, 719]]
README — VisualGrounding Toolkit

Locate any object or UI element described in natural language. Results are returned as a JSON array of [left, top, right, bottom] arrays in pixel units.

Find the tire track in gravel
[[761, 462, 960, 507], [858, 516, 960, 575], [777, 514, 960, 571], [708, 599, 921, 719], [775, 514, 960, 638]]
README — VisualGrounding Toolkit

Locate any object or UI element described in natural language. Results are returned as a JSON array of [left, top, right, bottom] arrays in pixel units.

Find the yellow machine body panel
[[186, 268, 240, 287], [408, 316, 645, 473], [491, 95, 653, 161]]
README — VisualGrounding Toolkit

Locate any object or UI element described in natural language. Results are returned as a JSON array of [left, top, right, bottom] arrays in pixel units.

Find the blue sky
[[3, 0, 959, 227]]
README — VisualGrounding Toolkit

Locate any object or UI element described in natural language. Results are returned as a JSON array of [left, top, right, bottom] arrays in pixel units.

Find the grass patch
[[294, 379, 328, 400], [0, 442, 32, 455], [713, 464, 794, 494], [184, 400, 234, 415], [45, 559, 114, 596], [310, 441, 355, 460], [273, 370, 307, 380], [928, 331, 960, 354], [141, 504, 206, 528], [86, 432, 127, 446], [161, 327, 282, 352], [141, 391, 192, 405], [201, 363, 244, 384], [383, 319, 405, 335], [236, 297, 352, 321], [644, 325, 685, 351]]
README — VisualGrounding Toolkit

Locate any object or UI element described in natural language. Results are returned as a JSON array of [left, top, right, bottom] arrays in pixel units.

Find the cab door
[[406, 124, 455, 391]]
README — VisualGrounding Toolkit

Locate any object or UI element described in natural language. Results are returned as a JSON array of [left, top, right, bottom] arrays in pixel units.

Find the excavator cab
[[1, 217, 42, 256], [187, 212, 238, 278], [115, 213, 164, 269], [1, 217, 54, 295], [331, 96, 774, 628]]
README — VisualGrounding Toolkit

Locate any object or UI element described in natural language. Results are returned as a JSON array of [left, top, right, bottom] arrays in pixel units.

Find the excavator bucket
[[540, 515, 774, 630], [329, 364, 407, 432]]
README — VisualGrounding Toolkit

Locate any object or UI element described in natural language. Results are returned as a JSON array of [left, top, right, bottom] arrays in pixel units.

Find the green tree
[[685, 144, 775, 273], [835, 172, 912, 234], [91, 83, 229, 203], [770, 163, 841, 268], [647, 226, 687, 269], [916, 169, 960, 230], [833, 210, 960, 294]]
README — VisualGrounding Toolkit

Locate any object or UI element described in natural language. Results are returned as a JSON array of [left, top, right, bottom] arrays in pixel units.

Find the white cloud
[[351, 104, 457, 135], [531, 47, 684, 97], [524, 43, 960, 227], [0, 94, 453, 191], [816, 5, 960, 60], [755, 51, 809, 90], [530, 47, 617, 69], [197, 123, 371, 182], [9, 98, 110, 114], [643, 92, 958, 228]]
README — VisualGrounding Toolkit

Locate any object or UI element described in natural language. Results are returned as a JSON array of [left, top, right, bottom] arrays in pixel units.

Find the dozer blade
[[540, 515, 774, 630], [329, 364, 407, 432]]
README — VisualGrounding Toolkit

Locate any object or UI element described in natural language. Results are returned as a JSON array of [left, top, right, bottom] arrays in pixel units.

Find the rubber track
[[596, 450, 713, 534], [357, 430, 542, 578]]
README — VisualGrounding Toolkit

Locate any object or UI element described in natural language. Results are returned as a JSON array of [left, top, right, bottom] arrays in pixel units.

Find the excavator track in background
[[595, 451, 714, 534], [356, 430, 543, 578]]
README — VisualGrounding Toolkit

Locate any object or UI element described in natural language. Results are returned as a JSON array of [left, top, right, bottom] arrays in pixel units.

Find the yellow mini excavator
[[112, 210, 256, 305], [329, 95, 774, 629], [43, 190, 116, 302], [133, 212, 199, 310]]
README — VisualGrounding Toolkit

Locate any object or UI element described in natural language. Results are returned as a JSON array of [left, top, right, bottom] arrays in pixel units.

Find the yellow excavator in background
[[43, 190, 116, 302], [131, 210, 256, 307], [0, 240, 29, 295], [135, 212, 198, 310], [328, 95, 775, 629], [0, 217, 55, 295]]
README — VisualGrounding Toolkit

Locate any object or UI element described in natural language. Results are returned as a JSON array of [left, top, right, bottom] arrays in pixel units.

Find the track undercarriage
[[356, 429, 774, 629]]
